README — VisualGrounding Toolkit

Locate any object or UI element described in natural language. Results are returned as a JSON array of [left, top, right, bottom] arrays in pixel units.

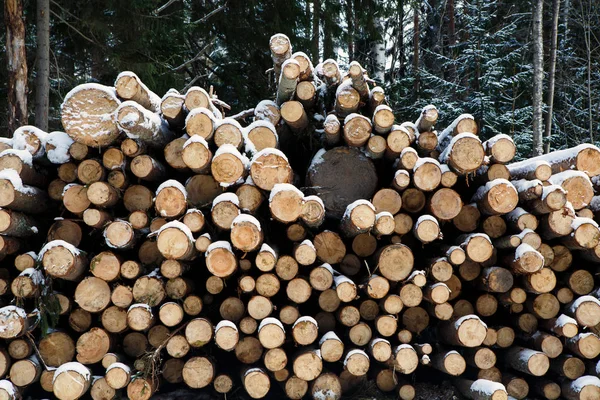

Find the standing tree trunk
[[346, 0, 354, 61], [531, 0, 544, 156], [447, 0, 456, 81], [35, 0, 50, 131], [543, 0, 560, 154], [581, 1, 594, 143], [371, 18, 386, 82], [322, 0, 334, 60], [413, 2, 420, 95], [5, 0, 28, 135], [311, 0, 320, 61]]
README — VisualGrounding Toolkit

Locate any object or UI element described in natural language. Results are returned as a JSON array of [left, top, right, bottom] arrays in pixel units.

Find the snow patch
[[232, 214, 261, 231], [156, 179, 187, 199], [206, 241, 233, 254], [269, 183, 304, 202], [212, 193, 240, 209], [53, 362, 91, 383], [45, 131, 74, 164]]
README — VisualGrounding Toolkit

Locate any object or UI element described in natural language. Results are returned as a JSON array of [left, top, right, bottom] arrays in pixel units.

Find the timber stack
[[0, 33, 599, 400]]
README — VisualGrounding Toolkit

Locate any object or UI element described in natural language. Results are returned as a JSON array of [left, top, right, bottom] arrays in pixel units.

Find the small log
[[343, 113, 372, 147], [505, 347, 550, 376], [0, 170, 48, 214], [116, 101, 173, 146], [130, 155, 166, 181], [269, 184, 304, 224], [454, 379, 508, 400], [431, 350, 466, 376], [439, 315, 488, 347]]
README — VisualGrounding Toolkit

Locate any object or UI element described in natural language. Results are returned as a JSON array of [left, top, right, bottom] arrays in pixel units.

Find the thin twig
[[211, 98, 231, 110], [50, 10, 99, 46], [191, 4, 227, 24], [229, 108, 255, 121], [172, 39, 216, 72], [154, 0, 180, 14]]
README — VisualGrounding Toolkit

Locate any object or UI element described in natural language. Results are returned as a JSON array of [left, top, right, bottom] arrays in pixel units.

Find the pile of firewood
[[0, 33, 599, 400]]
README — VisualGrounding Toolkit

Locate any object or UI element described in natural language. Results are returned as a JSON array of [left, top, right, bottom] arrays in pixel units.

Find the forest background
[[2, 0, 599, 158]]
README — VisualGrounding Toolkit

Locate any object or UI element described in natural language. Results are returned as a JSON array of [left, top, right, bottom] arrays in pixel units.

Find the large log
[[306, 147, 377, 219]]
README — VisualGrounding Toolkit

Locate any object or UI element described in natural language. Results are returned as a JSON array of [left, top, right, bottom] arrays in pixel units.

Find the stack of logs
[[0, 33, 599, 400]]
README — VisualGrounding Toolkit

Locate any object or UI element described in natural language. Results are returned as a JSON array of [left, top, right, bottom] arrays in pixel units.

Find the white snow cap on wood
[[258, 317, 284, 333], [334, 274, 355, 288], [269, 183, 304, 202], [555, 314, 577, 328], [0, 305, 27, 320], [455, 314, 487, 329], [12, 125, 47, 153], [344, 349, 368, 366], [572, 216, 599, 230], [293, 316, 318, 329], [407, 270, 426, 281], [216, 320, 238, 332], [472, 178, 515, 202], [0, 148, 33, 166], [45, 131, 75, 164], [151, 221, 194, 243], [0, 169, 38, 195], [183, 134, 209, 150], [541, 184, 565, 200], [335, 79, 355, 97], [308, 148, 327, 173], [251, 147, 288, 164], [374, 104, 393, 115], [53, 362, 91, 383], [319, 331, 342, 345], [484, 133, 513, 147], [470, 379, 507, 396], [156, 179, 187, 199], [415, 104, 437, 120], [243, 120, 278, 154], [19, 268, 43, 285], [299, 239, 315, 250], [571, 375, 600, 391], [514, 243, 543, 262], [212, 193, 240, 209], [115, 71, 161, 111], [254, 100, 279, 121], [39, 240, 81, 259], [231, 214, 261, 231], [437, 114, 476, 147], [395, 169, 410, 179], [185, 107, 216, 127], [548, 170, 591, 186], [568, 295, 600, 313], [511, 179, 542, 193], [259, 243, 277, 257], [206, 241, 233, 255], [413, 157, 441, 170], [128, 303, 153, 313], [528, 143, 599, 165], [303, 195, 324, 208], [343, 199, 375, 219], [0, 380, 17, 397], [344, 113, 371, 126], [416, 214, 439, 226], [215, 117, 243, 131], [213, 144, 248, 172], [376, 211, 394, 221], [106, 362, 131, 374], [440, 132, 481, 163]]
